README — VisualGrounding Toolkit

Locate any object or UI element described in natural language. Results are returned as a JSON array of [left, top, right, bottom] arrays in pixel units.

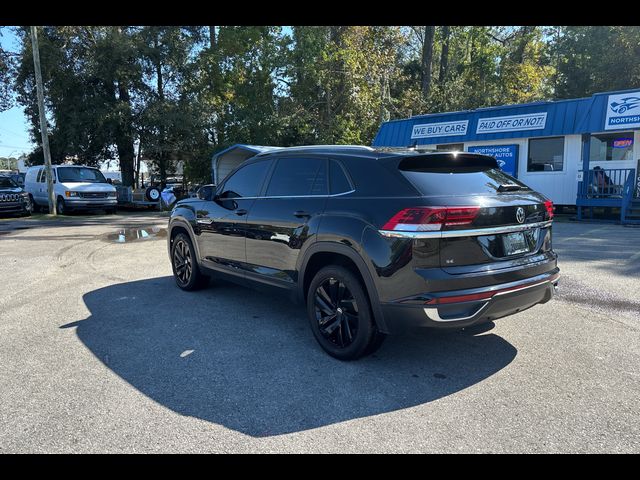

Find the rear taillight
[[382, 206, 480, 231], [544, 200, 554, 219]]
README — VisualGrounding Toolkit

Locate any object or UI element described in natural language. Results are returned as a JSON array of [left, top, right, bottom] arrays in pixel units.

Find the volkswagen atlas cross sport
[[167, 146, 559, 360]]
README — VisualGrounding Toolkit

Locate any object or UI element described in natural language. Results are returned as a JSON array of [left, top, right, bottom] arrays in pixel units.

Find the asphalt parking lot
[[0, 213, 638, 453]]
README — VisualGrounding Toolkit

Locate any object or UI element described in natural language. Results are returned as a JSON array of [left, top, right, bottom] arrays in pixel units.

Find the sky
[[0, 28, 33, 158]]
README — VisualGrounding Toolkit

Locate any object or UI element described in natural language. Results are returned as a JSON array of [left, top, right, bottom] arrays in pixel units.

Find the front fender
[[168, 204, 200, 260]]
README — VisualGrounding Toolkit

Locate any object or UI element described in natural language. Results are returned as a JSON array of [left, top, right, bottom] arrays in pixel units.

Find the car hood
[[60, 182, 116, 192]]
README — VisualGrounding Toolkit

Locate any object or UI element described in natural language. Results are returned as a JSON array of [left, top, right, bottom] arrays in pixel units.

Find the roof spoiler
[[397, 153, 498, 171]]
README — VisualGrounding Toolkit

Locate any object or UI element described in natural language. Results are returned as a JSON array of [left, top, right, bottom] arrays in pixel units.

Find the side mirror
[[197, 186, 217, 201]]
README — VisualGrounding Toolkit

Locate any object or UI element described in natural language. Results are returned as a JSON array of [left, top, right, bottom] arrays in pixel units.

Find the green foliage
[[553, 26, 640, 99]]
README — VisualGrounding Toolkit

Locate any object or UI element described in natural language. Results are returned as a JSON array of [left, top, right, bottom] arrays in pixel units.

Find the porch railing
[[578, 168, 635, 199]]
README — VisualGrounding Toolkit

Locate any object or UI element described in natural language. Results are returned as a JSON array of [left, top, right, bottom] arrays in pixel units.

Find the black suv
[[168, 146, 558, 360], [0, 174, 32, 217]]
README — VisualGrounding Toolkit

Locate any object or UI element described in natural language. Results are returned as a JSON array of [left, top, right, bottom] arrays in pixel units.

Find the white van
[[24, 165, 118, 214]]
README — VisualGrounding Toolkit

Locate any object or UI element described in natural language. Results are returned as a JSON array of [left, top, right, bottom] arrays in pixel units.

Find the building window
[[527, 137, 564, 172], [590, 132, 634, 162], [436, 143, 464, 152]]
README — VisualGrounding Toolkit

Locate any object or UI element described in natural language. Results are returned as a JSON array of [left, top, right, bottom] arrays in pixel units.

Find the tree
[[553, 26, 640, 99], [14, 26, 142, 185], [0, 28, 15, 112], [421, 26, 435, 98]]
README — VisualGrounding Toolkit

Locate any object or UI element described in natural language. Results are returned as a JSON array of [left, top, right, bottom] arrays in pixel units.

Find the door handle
[[235, 209, 248, 216], [294, 210, 310, 218]]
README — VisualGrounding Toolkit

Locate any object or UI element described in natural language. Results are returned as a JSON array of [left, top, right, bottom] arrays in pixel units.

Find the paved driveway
[[0, 214, 638, 453]]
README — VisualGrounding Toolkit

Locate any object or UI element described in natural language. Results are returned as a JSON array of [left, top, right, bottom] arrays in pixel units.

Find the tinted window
[[402, 168, 529, 196], [0, 176, 18, 188], [221, 160, 272, 198], [329, 160, 352, 194], [266, 157, 327, 197], [528, 137, 564, 172], [57, 167, 106, 183]]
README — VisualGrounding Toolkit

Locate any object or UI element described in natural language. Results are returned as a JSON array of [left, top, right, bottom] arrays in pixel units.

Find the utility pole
[[30, 26, 56, 215]]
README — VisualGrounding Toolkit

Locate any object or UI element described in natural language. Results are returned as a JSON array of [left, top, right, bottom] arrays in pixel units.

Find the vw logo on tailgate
[[516, 207, 525, 224]]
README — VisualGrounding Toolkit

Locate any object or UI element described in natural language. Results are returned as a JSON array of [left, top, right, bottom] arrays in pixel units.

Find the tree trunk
[[421, 26, 435, 98], [115, 82, 135, 187], [512, 26, 535, 64], [439, 26, 450, 83]]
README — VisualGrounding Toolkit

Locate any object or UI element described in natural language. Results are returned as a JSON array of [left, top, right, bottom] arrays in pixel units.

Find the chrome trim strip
[[380, 220, 553, 239], [492, 278, 556, 297], [196, 218, 214, 225], [424, 302, 489, 322], [214, 190, 355, 201]]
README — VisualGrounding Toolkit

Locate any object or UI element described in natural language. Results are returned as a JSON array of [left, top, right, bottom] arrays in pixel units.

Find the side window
[[329, 159, 353, 194], [220, 160, 272, 199], [265, 157, 327, 197], [527, 137, 564, 172], [37, 168, 55, 183]]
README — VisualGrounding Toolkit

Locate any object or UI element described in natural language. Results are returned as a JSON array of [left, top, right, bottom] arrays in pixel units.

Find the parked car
[[0, 173, 32, 217], [167, 146, 559, 360], [24, 165, 118, 214]]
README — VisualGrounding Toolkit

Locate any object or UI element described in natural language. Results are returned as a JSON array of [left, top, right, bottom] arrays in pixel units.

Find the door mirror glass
[[197, 185, 215, 201]]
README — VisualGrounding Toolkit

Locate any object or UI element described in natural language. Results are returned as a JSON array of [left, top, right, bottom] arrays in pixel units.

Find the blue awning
[[372, 88, 640, 147]]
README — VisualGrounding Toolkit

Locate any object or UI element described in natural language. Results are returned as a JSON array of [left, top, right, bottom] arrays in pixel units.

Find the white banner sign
[[411, 120, 469, 139], [476, 112, 547, 134], [604, 91, 640, 130]]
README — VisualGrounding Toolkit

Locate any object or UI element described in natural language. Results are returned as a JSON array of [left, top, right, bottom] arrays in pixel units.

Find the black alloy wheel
[[171, 232, 209, 291], [307, 265, 385, 360], [314, 277, 359, 348]]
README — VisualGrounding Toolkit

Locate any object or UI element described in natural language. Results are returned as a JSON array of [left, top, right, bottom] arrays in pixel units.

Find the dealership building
[[373, 88, 640, 223]]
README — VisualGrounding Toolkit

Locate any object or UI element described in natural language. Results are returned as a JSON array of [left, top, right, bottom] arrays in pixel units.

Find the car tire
[[30, 195, 40, 213], [56, 196, 67, 215], [171, 232, 209, 291], [145, 186, 161, 202], [307, 265, 384, 361]]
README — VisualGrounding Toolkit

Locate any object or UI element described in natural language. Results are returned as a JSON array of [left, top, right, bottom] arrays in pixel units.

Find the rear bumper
[[379, 269, 559, 333]]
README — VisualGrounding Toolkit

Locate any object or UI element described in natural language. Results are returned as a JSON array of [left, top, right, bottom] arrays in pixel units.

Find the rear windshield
[[400, 160, 531, 196], [57, 167, 107, 184]]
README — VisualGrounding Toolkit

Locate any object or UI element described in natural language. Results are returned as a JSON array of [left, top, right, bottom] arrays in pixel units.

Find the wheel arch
[[168, 216, 202, 262], [298, 242, 389, 334]]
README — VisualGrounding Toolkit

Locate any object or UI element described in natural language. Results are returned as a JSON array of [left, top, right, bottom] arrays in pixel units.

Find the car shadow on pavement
[[63, 276, 517, 437]]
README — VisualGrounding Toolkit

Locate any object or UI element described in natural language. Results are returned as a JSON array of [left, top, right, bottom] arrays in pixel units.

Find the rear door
[[245, 156, 328, 286], [36, 167, 52, 205]]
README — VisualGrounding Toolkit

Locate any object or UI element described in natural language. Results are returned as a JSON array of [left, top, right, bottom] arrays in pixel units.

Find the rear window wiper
[[497, 184, 527, 192]]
